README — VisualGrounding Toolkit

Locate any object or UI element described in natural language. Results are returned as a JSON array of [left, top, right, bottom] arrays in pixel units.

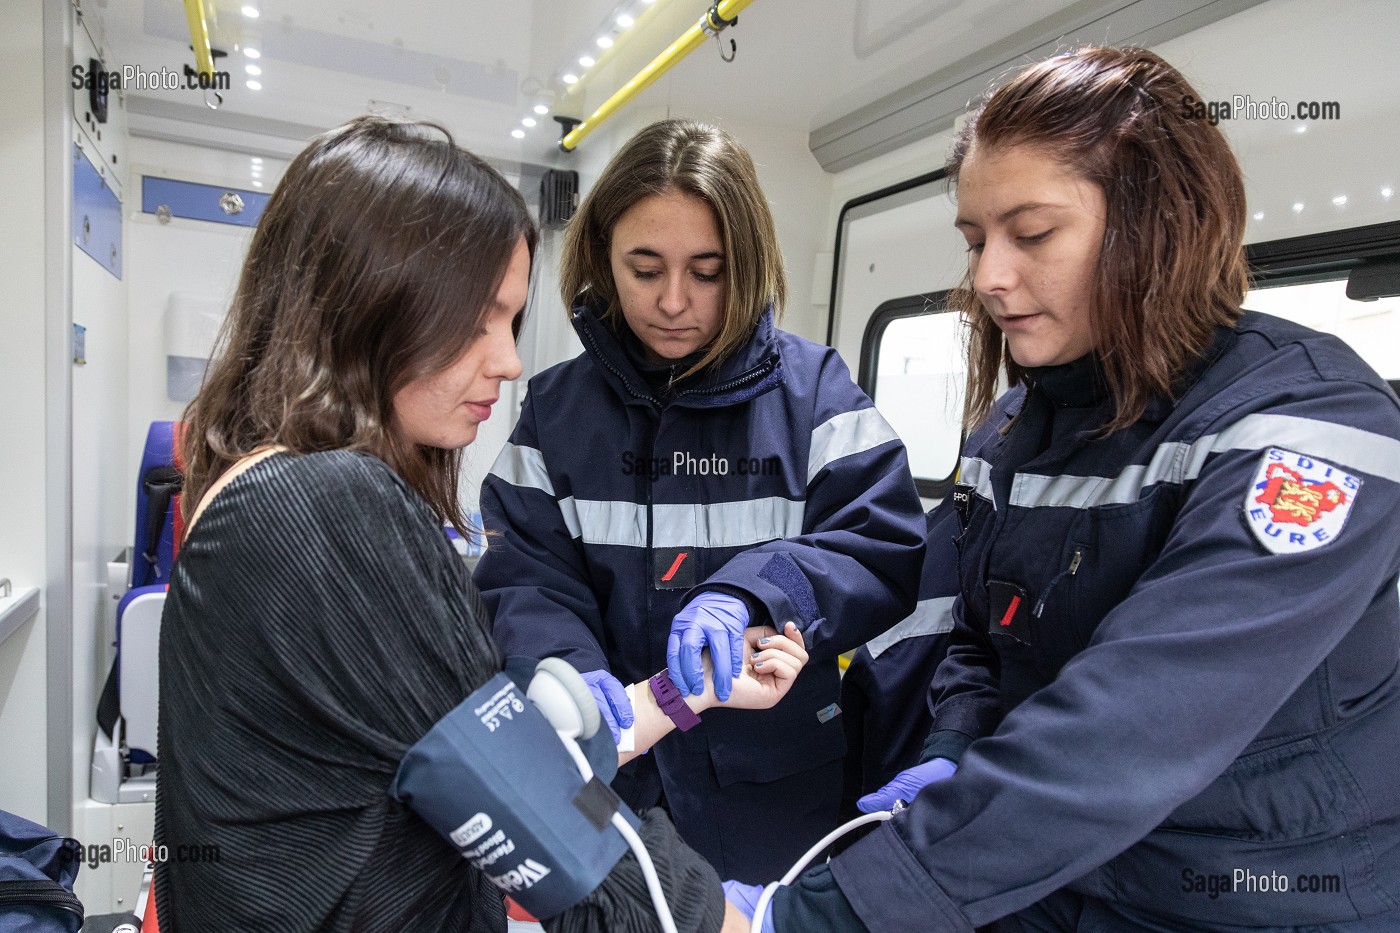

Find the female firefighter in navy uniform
[[723, 46, 1400, 932], [474, 119, 925, 883]]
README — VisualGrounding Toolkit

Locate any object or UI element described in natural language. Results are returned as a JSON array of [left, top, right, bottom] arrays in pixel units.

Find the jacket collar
[[1025, 354, 1110, 410], [570, 303, 784, 409]]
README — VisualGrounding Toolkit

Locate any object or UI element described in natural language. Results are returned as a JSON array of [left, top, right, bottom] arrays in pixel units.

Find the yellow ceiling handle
[[560, 0, 757, 152], [182, 0, 216, 84]]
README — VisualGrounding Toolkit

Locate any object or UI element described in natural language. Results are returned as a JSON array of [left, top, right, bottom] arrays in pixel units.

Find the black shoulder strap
[[141, 465, 184, 577], [97, 660, 120, 742]]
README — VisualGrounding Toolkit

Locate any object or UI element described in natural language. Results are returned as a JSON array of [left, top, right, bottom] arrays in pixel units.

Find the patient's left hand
[[718, 622, 807, 711]]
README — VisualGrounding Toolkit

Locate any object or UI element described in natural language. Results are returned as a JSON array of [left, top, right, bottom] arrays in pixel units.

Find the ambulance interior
[[1, 0, 1398, 919]]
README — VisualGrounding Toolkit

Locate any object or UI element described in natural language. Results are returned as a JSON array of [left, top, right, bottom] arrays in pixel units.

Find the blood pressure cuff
[[389, 671, 637, 919]]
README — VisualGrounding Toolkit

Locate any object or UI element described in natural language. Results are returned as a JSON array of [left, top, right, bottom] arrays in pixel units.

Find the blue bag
[[0, 809, 83, 931]]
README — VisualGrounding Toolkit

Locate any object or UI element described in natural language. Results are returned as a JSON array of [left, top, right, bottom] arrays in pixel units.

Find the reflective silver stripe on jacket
[[1008, 413, 1400, 510], [865, 596, 957, 659], [808, 407, 900, 484], [487, 443, 555, 495], [958, 456, 996, 508], [556, 497, 806, 548]]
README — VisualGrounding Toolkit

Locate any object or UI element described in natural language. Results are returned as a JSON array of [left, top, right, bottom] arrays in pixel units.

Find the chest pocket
[[1049, 485, 1183, 650]]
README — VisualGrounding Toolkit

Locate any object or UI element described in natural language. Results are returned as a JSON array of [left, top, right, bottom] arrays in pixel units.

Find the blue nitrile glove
[[580, 669, 634, 745], [667, 592, 749, 702], [857, 757, 958, 813], [723, 880, 774, 933]]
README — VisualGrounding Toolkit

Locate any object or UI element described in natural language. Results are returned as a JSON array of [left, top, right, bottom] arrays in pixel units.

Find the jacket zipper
[[1033, 548, 1083, 619], [577, 319, 662, 409], [0, 880, 84, 917], [675, 357, 776, 401]]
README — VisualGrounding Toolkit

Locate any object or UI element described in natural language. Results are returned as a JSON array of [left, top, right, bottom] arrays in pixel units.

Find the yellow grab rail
[[182, 0, 216, 83], [560, 0, 757, 152]]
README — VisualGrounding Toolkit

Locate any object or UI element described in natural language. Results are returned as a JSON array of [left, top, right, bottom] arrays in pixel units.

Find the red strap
[[141, 873, 160, 933], [171, 421, 186, 558]]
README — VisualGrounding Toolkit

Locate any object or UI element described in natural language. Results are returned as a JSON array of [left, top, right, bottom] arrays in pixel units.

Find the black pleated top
[[153, 450, 507, 933], [153, 449, 725, 933]]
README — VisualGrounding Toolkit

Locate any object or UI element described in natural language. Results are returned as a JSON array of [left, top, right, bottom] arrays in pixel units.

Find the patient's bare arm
[[619, 622, 807, 766]]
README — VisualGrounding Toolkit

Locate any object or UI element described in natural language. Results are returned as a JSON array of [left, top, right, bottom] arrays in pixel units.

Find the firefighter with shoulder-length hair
[[475, 118, 926, 883], [725, 45, 1400, 933]]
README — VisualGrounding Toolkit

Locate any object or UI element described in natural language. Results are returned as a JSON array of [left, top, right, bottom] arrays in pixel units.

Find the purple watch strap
[[649, 672, 701, 732]]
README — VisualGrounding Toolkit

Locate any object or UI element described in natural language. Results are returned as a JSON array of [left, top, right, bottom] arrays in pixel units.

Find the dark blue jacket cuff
[[920, 729, 975, 765], [771, 863, 867, 933]]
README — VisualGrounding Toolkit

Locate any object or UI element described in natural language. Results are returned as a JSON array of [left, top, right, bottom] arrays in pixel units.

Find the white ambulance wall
[[70, 241, 130, 819], [0, 0, 53, 828], [123, 136, 278, 509], [1154, 0, 1400, 244]]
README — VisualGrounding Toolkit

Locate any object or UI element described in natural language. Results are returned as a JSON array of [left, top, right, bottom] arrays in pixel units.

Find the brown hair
[[949, 46, 1248, 432], [181, 115, 537, 532], [560, 119, 787, 376]]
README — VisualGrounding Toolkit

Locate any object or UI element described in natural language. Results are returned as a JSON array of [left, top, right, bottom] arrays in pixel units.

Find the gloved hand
[[722, 880, 774, 933], [856, 757, 958, 813], [580, 669, 634, 745], [667, 592, 749, 702]]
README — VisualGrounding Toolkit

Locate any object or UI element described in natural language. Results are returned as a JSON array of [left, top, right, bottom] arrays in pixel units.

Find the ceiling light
[[1332, 195, 1347, 206], [250, 156, 263, 164], [579, 55, 595, 67], [244, 47, 261, 59], [252, 180, 263, 187], [562, 73, 579, 84], [522, 117, 537, 128], [534, 103, 549, 115], [241, 5, 259, 18], [246, 79, 262, 91], [1252, 212, 1264, 221], [597, 36, 614, 48], [1292, 202, 1304, 213], [511, 129, 525, 139], [1383, 187, 1394, 199], [1295, 125, 1307, 134], [617, 14, 634, 27], [246, 64, 261, 76]]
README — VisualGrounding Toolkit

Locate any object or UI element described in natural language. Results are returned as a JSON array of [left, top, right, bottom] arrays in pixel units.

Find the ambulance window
[[1244, 278, 1400, 388], [859, 294, 965, 498]]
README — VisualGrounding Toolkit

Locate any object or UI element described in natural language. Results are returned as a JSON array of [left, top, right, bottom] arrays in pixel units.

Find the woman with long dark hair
[[154, 115, 807, 933]]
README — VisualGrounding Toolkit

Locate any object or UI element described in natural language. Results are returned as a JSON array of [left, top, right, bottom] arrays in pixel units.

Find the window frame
[[857, 291, 960, 499]]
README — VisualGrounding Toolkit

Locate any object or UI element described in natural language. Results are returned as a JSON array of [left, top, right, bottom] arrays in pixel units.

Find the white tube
[[750, 807, 901, 933], [559, 734, 679, 933]]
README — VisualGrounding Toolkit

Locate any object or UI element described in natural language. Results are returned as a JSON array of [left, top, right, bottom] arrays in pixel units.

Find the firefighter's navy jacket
[[784, 311, 1400, 930], [474, 304, 925, 880], [839, 504, 960, 818]]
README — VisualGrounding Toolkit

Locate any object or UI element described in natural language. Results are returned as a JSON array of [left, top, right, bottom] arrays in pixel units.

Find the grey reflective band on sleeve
[[488, 443, 555, 495], [958, 456, 996, 509], [807, 407, 901, 484], [865, 596, 957, 659], [1008, 413, 1400, 511]]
